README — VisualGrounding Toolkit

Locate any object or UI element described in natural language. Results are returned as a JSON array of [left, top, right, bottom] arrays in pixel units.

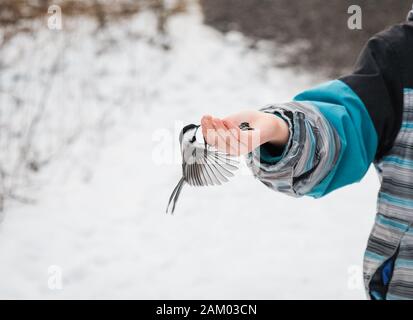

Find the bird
[[166, 122, 254, 214]]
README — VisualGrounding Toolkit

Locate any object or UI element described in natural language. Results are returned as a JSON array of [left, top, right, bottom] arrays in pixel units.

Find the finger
[[212, 117, 226, 130], [224, 119, 252, 154], [201, 115, 213, 141], [222, 120, 243, 155], [214, 119, 234, 149], [211, 118, 228, 151], [223, 119, 242, 144], [204, 117, 220, 147], [212, 118, 238, 154]]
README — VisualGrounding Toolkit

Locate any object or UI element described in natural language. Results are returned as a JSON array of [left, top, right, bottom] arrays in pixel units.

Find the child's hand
[[201, 110, 289, 156]]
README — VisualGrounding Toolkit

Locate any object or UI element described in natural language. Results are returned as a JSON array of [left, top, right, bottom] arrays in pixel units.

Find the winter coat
[[246, 13, 413, 300]]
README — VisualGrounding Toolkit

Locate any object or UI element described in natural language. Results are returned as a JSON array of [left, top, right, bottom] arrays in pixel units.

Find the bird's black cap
[[179, 124, 200, 143]]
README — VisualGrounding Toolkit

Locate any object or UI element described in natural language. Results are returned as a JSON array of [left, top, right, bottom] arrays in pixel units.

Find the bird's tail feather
[[166, 178, 185, 214]]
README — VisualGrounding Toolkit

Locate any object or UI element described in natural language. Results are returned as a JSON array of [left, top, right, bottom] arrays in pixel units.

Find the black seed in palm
[[239, 122, 254, 131]]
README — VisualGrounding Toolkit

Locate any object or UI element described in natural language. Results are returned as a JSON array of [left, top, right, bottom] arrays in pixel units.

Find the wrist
[[261, 112, 289, 146]]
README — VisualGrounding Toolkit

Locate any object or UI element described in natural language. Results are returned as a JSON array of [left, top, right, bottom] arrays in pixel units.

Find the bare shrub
[[0, 0, 188, 28], [0, 0, 188, 212]]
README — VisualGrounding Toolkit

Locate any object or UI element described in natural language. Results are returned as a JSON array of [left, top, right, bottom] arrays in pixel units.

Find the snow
[[0, 6, 380, 299]]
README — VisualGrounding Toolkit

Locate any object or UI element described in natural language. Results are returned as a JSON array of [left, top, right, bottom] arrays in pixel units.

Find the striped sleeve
[[246, 80, 378, 198], [246, 100, 341, 197], [246, 26, 407, 198]]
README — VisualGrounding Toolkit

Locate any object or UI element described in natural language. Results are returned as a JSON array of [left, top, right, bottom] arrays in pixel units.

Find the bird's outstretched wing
[[184, 145, 239, 187]]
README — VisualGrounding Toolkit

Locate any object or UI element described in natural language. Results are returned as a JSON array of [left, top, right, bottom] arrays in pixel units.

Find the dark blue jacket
[[247, 14, 413, 300]]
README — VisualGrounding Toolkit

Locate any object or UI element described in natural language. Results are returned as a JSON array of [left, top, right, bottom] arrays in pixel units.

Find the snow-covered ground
[[0, 6, 380, 299]]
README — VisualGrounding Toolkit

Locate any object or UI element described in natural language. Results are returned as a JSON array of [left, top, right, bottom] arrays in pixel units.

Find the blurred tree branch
[[0, 0, 189, 212]]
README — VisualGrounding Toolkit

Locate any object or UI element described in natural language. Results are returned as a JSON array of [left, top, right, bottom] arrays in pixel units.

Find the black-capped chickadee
[[166, 122, 254, 214]]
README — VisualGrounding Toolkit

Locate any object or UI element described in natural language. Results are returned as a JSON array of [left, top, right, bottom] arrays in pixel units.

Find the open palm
[[201, 110, 289, 156]]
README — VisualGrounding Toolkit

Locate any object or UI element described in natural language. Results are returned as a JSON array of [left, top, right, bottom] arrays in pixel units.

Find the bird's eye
[[190, 136, 196, 143]]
